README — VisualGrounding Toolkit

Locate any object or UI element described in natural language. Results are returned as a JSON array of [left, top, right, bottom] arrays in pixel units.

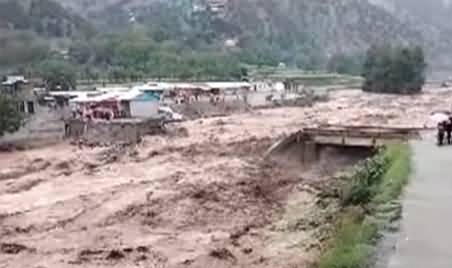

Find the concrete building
[[119, 90, 161, 118], [1, 76, 36, 115], [0, 76, 67, 148]]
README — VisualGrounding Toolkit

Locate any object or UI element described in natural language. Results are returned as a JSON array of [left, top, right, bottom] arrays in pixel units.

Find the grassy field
[[247, 66, 363, 88], [318, 144, 411, 268]]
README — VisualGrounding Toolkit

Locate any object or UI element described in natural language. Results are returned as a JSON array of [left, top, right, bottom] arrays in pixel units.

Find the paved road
[[388, 140, 452, 268]]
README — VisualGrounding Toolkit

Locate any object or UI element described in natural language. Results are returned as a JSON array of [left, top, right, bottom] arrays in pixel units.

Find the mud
[[1, 88, 450, 268]]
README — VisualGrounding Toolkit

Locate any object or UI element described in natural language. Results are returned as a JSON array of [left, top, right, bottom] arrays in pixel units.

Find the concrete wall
[[246, 91, 304, 108], [171, 99, 248, 119], [68, 120, 140, 145], [89, 122, 140, 145], [0, 105, 64, 148], [246, 91, 276, 107], [67, 119, 163, 145]]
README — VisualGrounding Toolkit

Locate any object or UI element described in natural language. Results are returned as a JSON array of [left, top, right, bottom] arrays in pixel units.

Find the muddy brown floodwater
[[1, 88, 452, 268]]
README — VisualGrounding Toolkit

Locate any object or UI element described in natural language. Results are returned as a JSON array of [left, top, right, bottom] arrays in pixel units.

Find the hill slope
[[371, 0, 452, 30], [58, 0, 428, 67], [4, 0, 452, 74], [370, 0, 452, 70], [0, 0, 93, 38], [0, 0, 96, 68]]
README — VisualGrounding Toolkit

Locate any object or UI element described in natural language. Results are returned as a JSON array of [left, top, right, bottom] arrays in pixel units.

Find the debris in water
[[0, 243, 29, 254], [209, 248, 237, 262], [106, 249, 125, 260]]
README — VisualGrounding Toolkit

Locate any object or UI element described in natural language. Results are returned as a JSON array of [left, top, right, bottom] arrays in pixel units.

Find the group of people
[[437, 118, 452, 145]]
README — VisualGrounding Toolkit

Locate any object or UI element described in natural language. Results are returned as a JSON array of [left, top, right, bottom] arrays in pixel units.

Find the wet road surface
[[388, 140, 452, 268]]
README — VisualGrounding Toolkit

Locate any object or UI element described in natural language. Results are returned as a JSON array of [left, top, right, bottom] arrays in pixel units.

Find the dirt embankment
[[1, 88, 451, 268]]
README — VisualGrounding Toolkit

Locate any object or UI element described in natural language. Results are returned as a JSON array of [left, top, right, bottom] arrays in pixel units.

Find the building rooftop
[[204, 82, 251, 89], [1, 76, 28, 86]]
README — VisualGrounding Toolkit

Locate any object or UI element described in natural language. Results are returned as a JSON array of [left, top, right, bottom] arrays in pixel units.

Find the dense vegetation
[[100, 0, 422, 71], [0, 32, 49, 67], [0, 0, 433, 82], [0, 0, 93, 38], [38, 60, 78, 91], [1, 32, 245, 85], [319, 144, 411, 268], [0, 0, 93, 77], [0, 95, 23, 136], [362, 45, 427, 94], [67, 31, 244, 82]]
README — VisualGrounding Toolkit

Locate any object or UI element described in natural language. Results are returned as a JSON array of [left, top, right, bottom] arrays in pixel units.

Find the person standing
[[438, 121, 446, 146], [447, 118, 452, 144]]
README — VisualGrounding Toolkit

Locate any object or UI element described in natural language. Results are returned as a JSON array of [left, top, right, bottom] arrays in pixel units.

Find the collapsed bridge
[[266, 125, 422, 164]]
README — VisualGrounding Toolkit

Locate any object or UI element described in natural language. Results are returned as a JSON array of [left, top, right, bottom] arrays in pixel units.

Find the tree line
[[1, 31, 247, 90], [68, 31, 244, 83], [362, 45, 427, 94]]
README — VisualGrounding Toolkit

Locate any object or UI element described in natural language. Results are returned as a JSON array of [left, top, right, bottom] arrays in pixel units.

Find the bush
[[362, 45, 427, 94], [342, 149, 389, 206]]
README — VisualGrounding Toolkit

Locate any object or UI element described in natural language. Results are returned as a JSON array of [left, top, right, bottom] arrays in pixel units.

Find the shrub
[[342, 149, 389, 206]]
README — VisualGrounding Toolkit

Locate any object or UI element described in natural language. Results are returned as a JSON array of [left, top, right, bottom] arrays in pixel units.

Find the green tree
[[82, 66, 100, 82], [69, 41, 92, 65], [38, 60, 78, 91], [362, 45, 427, 94], [0, 95, 23, 136]]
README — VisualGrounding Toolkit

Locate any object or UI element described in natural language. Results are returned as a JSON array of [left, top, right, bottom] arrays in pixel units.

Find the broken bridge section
[[266, 125, 421, 164]]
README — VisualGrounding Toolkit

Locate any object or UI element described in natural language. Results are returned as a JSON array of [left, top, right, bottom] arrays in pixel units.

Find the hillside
[[3, 0, 452, 76], [370, 0, 452, 70], [371, 0, 452, 30], [57, 0, 426, 68], [0, 0, 95, 69], [224, 0, 422, 57], [0, 0, 93, 38]]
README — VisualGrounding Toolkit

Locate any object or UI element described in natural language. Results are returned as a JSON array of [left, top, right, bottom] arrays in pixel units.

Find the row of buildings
[[1, 75, 290, 122], [1, 75, 297, 145], [48, 81, 254, 121]]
